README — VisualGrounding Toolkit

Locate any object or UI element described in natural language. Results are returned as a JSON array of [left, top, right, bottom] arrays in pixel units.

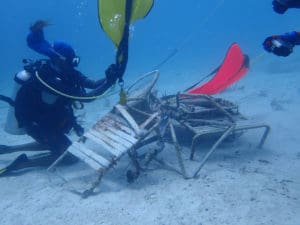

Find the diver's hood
[[52, 41, 80, 67]]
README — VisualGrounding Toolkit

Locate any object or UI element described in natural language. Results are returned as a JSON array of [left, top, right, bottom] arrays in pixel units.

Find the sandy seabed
[[0, 70, 299, 225]]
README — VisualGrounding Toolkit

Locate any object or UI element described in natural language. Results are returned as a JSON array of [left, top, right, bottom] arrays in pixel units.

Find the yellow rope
[[35, 71, 115, 100]]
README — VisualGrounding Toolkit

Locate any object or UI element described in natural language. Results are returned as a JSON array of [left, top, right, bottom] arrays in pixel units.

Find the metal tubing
[[193, 125, 235, 178]]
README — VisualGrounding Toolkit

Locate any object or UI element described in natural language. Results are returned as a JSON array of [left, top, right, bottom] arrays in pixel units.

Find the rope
[[35, 71, 115, 100]]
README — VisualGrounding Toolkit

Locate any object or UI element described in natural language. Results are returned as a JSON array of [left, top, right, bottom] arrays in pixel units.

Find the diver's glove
[[272, 0, 288, 14], [105, 64, 120, 85], [30, 20, 51, 33], [272, 0, 300, 14], [263, 36, 294, 57], [73, 123, 84, 137]]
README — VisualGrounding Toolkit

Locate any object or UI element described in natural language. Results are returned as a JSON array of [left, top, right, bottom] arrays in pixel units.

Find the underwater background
[[0, 2, 300, 224], [1, 0, 300, 94]]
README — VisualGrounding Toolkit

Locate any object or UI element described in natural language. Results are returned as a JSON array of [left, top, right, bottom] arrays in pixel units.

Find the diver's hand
[[30, 20, 51, 33], [263, 36, 293, 57], [73, 123, 84, 137], [273, 0, 300, 13], [105, 64, 119, 85], [272, 45, 293, 57], [272, 0, 288, 14]]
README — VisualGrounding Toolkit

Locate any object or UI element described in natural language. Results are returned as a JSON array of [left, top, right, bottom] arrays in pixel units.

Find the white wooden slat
[[114, 104, 140, 135], [68, 145, 103, 170], [92, 128, 134, 149], [96, 115, 136, 137], [96, 123, 137, 145], [84, 131, 119, 156], [90, 128, 128, 151], [105, 113, 137, 135], [72, 142, 111, 168], [88, 130, 128, 155], [94, 119, 137, 144], [84, 131, 124, 157]]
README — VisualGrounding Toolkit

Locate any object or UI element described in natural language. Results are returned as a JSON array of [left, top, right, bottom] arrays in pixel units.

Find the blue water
[[1, 2, 300, 224], [0, 0, 299, 92]]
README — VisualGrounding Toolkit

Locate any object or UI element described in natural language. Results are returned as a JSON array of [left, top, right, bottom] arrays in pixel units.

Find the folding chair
[[48, 71, 161, 197], [136, 92, 270, 179]]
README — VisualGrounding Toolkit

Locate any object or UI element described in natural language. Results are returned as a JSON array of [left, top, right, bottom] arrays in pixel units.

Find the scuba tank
[[4, 58, 84, 135], [4, 70, 31, 135], [4, 59, 61, 135]]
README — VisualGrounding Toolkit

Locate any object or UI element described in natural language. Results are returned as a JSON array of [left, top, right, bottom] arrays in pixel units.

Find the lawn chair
[[48, 71, 161, 197], [48, 70, 271, 196], [145, 92, 271, 178]]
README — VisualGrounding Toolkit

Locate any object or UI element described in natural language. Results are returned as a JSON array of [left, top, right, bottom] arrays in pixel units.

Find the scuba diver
[[272, 0, 300, 14], [262, 1, 300, 55], [263, 31, 300, 56], [0, 18, 129, 176]]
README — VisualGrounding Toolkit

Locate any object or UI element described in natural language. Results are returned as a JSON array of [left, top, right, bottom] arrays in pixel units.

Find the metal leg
[[47, 150, 69, 172], [82, 170, 104, 198], [169, 122, 188, 179], [127, 148, 141, 183], [193, 125, 235, 178], [190, 123, 271, 160], [231, 124, 271, 148], [257, 125, 271, 148], [190, 133, 204, 160]]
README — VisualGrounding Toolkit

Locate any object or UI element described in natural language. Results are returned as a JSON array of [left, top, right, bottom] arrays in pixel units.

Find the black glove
[[263, 36, 293, 57], [73, 123, 84, 137], [105, 64, 119, 85], [272, 1, 288, 14], [273, 45, 293, 56], [30, 20, 51, 32]]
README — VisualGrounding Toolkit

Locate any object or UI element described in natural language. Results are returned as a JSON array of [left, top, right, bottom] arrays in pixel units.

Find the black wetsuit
[[14, 60, 111, 157], [273, 0, 300, 13], [0, 17, 128, 174]]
